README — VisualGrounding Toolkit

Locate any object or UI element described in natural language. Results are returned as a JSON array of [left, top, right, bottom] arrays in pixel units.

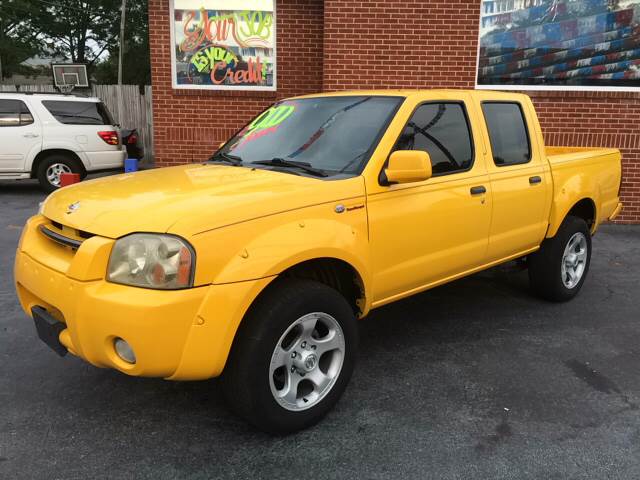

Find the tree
[[0, 0, 41, 80], [0, 0, 150, 85], [33, 0, 121, 66], [93, 0, 150, 85]]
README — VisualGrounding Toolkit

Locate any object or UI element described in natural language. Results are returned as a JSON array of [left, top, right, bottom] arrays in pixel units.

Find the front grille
[[39, 219, 95, 251], [39, 225, 83, 250]]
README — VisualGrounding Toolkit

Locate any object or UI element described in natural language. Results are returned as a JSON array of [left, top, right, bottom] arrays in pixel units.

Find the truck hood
[[41, 164, 365, 238]]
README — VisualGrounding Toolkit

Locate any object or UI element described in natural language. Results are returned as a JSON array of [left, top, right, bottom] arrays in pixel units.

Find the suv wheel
[[528, 215, 592, 302], [36, 154, 84, 193], [221, 278, 358, 434]]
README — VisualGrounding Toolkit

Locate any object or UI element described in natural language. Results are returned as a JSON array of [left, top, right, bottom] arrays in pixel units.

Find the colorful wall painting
[[170, 0, 276, 91], [477, 0, 640, 91]]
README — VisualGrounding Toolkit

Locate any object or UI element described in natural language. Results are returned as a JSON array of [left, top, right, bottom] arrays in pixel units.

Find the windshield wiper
[[252, 158, 328, 178], [208, 151, 243, 166]]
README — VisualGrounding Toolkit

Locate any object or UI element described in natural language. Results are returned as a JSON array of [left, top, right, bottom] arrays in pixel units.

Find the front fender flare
[[190, 214, 371, 311]]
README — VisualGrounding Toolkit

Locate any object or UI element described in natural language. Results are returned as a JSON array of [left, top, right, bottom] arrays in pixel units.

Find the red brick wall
[[322, 0, 480, 89], [149, 0, 638, 223]]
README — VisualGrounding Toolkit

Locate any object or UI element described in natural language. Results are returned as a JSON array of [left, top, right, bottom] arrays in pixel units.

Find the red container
[[60, 173, 81, 187]]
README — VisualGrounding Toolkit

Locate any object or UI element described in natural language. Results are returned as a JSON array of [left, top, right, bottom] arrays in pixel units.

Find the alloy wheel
[[561, 232, 588, 289], [46, 163, 72, 187], [269, 312, 345, 411]]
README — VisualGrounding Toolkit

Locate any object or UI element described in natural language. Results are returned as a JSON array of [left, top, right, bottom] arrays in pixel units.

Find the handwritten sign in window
[[170, 1, 276, 91]]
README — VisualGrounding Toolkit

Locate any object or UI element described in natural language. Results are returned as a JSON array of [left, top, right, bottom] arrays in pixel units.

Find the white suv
[[0, 93, 126, 192]]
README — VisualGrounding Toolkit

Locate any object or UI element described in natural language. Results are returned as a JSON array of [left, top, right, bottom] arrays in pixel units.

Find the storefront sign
[[170, 0, 276, 91], [476, 0, 640, 91]]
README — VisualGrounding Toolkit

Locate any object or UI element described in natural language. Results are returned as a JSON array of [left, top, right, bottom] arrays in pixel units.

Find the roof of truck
[[290, 89, 530, 101]]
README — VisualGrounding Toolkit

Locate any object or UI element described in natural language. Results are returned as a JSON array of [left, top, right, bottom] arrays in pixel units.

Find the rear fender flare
[[547, 174, 600, 238], [28, 145, 89, 174]]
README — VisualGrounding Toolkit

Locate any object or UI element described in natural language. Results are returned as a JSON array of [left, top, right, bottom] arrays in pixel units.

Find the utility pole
[[0, 2, 4, 85], [117, 0, 127, 125]]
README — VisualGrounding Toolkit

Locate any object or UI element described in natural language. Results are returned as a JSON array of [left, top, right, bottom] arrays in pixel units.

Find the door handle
[[470, 186, 487, 195], [529, 176, 542, 185], [23, 133, 40, 138]]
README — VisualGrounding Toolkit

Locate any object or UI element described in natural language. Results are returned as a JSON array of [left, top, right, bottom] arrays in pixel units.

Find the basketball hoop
[[57, 84, 75, 94], [51, 63, 89, 92]]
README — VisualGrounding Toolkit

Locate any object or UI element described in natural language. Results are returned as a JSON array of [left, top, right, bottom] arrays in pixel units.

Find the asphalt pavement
[[1, 179, 640, 479]]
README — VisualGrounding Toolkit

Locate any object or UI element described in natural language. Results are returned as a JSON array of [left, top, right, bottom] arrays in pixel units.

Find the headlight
[[107, 234, 195, 289]]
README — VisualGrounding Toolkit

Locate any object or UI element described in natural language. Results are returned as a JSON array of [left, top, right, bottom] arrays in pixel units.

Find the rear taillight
[[127, 133, 138, 145], [98, 131, 119, 145]]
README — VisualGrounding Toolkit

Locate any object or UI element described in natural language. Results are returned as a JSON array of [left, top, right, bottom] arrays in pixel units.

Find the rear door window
[[481, 102, 531, 166], [0, 99, 34, 127], [42, 100, 114, 125]]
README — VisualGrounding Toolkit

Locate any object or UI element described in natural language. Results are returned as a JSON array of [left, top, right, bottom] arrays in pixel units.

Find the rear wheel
[[528, 215, 591, 302], [36, 154, 84, 193], [221, 278, 358, 434]]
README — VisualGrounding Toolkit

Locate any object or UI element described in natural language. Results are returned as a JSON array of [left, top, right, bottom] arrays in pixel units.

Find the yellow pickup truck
[[15, 90, 622, 433]]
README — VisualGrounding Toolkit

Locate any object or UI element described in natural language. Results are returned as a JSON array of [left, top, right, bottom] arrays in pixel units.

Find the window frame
[[0, 99, 34, 127], [383, 100, 477, 183], [480, 101, 532, 168]]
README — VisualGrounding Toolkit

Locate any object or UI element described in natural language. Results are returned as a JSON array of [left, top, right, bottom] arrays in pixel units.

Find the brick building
[[149, 0, 639, 223]]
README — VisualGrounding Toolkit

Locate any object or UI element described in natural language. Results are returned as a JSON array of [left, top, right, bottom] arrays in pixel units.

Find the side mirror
[[384, 150, 432, 184]]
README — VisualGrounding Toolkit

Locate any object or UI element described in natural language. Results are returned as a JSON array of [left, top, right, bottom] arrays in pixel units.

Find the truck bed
[[546, 146, 620, 162], [545, 146, 622, 229]]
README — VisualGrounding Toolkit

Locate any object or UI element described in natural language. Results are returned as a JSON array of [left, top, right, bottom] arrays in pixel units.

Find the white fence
[[0, 84, 154, 162]]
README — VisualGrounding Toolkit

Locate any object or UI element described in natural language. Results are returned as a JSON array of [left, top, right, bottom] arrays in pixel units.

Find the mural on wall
[[477, 0, 640, 90], [170, 0, 276, 90]]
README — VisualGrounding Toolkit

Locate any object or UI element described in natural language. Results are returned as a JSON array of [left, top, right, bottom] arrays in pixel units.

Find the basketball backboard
[[52, 64, 89, 91]]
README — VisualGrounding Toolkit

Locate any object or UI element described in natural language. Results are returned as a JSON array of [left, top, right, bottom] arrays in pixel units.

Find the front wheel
[[528, 215, 592, 302], [221, 279, 358, 434]]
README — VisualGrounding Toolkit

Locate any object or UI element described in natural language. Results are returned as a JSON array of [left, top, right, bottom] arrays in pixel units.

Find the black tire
[[221, 278, 358, 434], [528, 215, 592, 302], [36, 154, 84, 193]]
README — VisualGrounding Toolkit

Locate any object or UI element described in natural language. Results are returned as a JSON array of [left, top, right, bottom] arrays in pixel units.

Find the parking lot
[[1, 180, 640, 480]]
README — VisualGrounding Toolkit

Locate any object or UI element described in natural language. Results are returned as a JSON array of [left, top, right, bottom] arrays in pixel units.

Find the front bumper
[[14, 218, 274, 380]]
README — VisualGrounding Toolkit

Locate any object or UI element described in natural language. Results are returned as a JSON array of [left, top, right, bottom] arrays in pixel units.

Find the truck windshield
[[216, 96, 403, 177]]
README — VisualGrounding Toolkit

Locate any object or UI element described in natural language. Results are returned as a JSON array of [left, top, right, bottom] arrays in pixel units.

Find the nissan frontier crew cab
[[15, 90, 623, 434]]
